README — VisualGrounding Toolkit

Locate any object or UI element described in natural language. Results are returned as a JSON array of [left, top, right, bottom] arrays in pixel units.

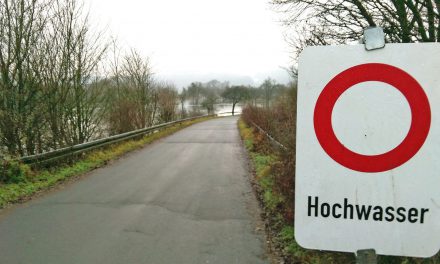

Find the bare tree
[[273, 0, 440, 59], [107, 39, 126, 132], [156, 82, 178, 123], [179, 88, 187, 118], [0, 0, 49, 155], [66, 1, 108, 144], [187, 82, 203, 106], [38, 0, 107, 145], [222, 86, 249, 116], [201, 88, 218, 114], [260, 78, 276, 109], [122, 49, 155, 128]]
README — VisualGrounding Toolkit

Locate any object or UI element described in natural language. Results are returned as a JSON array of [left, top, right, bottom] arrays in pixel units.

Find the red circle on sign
[[314, 63, 431, 173]]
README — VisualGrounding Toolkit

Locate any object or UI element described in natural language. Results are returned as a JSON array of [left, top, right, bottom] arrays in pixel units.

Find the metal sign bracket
[[363, 27, 385, 51], [356, 249, 377, 264]]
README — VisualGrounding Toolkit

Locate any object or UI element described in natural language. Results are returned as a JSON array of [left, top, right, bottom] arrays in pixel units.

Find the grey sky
[[84, 0, 291, 88]]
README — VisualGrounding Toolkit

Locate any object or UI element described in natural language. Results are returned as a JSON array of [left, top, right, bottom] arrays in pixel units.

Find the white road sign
[[295, 43, 440, 258]]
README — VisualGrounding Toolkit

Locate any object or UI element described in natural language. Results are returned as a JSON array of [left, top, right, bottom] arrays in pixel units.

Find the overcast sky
[[84, 0, 292, 88]]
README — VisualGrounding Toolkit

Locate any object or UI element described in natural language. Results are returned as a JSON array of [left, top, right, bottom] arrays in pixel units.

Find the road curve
[[0, 116, 269, 264]]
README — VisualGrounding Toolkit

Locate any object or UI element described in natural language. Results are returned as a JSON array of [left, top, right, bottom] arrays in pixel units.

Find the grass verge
[[239, 119, 357, 263], [0, 116, 214, 209], [239, 118, 307, 262], [239, 118, 440, 264]]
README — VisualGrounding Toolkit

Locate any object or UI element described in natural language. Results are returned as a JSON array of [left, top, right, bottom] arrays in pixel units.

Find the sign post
[[295, 31, 440, 259]]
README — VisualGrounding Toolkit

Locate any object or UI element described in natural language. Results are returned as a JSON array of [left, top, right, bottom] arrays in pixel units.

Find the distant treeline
[[181, 79, 292, 116]]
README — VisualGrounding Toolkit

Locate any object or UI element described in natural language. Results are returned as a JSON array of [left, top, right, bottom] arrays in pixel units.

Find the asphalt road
[[0, 116, 269, 264]]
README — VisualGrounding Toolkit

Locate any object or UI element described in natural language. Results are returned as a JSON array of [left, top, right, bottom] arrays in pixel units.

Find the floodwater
[[183, 103, 243, 116]]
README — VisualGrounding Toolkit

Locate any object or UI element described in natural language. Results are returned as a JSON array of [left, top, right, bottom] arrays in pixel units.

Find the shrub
[[0, 159, 31, 184], [241, 86, 296, 224]]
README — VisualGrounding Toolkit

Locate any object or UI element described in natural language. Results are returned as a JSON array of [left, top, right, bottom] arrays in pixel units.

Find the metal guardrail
[[18, 114, 216, 165], [248, 121, 288, 152]]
